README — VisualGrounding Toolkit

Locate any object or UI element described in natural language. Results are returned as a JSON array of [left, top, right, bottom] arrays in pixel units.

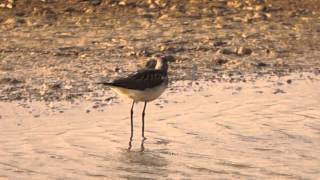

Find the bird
[[99, 56, 171, 143]]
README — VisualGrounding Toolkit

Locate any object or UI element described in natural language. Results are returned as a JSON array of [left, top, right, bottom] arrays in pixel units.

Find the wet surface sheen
[[0, 74, 320, 179]]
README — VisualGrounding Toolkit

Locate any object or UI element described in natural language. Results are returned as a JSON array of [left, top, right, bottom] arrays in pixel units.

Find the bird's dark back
[[109, 69, 167, 90]]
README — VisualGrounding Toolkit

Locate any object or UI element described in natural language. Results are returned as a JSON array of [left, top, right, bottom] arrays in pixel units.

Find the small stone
[[215, 58, 228, 65], [105, 97, 114, 101], [136, 50, 152, 57], [255, 0, 265, 4], [237, 47, 252, 56], [92, 104, 99, 109], [126, 51, 135, 57], [33, 114, 40, 118], [64, 7, 78, 14], [218, 48, 233, 55], [255, 5, 267, 12], [15, 12, 25, 16], [159, 45, 166, 52], [49, 82, 62, 90], [235, 87, 242, 91], [64, 85, 73, 90], [118, 1, 127, 6], [162, 55, 175, 62], [86, 109, 90, 113], [6, 3, 13, 9], [286, 79, 292, 84], [90, 0, 101, 6], [158, 14, 169, 20], [3, 18, 16, 25], [273, 89, 285, 94], [0, 77, 23, 84], [114, 67, 121, 72], [49, 102, 55, 108], [266, 49, 271, 54], [85, 8, 93, 14], [256, 62, 268, 67], [213, 40, 227, 47], [166, 46, 185, 53]]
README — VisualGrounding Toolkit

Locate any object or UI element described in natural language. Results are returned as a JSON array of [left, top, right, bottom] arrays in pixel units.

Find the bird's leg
[[142, 101, 147, 139], [128, 100, 135, 150], [130, 100, 135, 137], [140, 137, 146, 152]]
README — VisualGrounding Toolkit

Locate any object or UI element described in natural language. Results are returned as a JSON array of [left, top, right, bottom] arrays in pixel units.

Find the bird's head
[[144, 59, 157, 69], [154, 55, 175, 72]]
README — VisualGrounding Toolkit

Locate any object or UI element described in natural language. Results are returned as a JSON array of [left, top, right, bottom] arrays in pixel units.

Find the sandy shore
[[1, 73, 319, 179]]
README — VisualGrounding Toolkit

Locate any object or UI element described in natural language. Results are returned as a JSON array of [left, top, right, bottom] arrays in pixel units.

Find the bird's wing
[[109, 69, 166, 90]]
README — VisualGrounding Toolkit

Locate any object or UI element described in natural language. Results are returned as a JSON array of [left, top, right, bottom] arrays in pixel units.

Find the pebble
[[118, 1, 127, 6], [90, 0, 101, 6], [6, 3, 13, 9], [3, 18, 16, 25], [114, 67, 121, 72], [236, 47, 252, 56], [0, 77, 23, 84], [213, 40, 227, 47], [162, 55, 176, 62], [255, 5, 267, 12], [215, 58, 228, 65], [15, 11, 25, 17], [256, 62, 268, 67], [273, 89, 285, 94], [218, 48, 233, 55], [92, 104, 99, 109]]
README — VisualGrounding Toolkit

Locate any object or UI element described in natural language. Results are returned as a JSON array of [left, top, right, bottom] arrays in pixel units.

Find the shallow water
[[0, 74, 320, 179]]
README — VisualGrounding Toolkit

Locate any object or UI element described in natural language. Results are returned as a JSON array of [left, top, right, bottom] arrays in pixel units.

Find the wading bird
[[99, 56, 171, 146]]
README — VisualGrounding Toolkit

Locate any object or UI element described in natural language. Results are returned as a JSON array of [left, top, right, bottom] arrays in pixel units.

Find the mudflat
[[1, 73, 320, 179]]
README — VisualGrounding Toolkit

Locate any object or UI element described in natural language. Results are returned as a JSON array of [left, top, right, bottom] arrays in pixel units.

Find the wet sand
[[1, 73, 319, 179]]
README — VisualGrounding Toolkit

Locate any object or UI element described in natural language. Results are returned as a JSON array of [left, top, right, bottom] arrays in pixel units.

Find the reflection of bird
[[99, 57, 171, 144]]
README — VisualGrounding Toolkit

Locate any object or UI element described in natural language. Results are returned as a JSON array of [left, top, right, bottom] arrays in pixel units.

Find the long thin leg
[[142, 101, 147, 139], [130, 100, 135, 139], [140, 137, 146, 152], [128, 100, 135, 150]]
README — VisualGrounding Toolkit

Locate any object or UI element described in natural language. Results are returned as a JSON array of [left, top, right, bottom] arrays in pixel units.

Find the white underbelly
[[111, 83, 167, 102]]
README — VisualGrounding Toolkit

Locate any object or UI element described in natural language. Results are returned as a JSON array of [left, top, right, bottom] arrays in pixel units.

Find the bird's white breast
[[111, 82, 167, 102]]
